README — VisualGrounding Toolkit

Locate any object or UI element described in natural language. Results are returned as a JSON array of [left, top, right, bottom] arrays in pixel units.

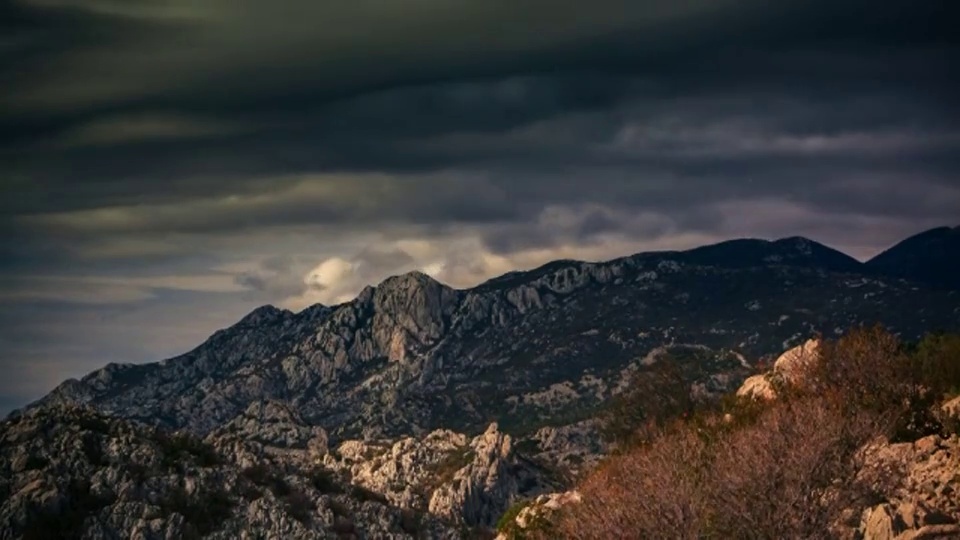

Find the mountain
[[679, 236, 864, 272], [5, 228, 960, 537], [866, 226, 960, 289], [17, 231, 960, 443]]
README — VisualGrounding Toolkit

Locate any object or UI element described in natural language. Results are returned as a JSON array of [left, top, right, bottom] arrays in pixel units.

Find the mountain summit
[[866, 226, 960, 289], [677, 236, 863, 272]]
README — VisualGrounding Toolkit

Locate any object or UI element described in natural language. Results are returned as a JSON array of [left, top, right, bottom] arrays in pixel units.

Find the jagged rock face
[[214, 400, 328, 455], [321, 423, 561, 529], [849, 434, 960, 540], [0, 406, 460, 540], [527, 420, 605, 476], [428, 423, 550, 528], [323, 429, 469, 512]]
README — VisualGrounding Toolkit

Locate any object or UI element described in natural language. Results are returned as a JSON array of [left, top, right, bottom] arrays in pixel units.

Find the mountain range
[[17, 225, 960, 440], [3, 225, 960, 538]]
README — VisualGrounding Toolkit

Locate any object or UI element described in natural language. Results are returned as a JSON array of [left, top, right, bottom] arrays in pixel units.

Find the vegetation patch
[[398, 508, 424, 535], [350, 484, 388, 505], [155, 430, 221, 470], [23, 454, 49, 471], [23, 479, 116, 540], [281, 488, 314, 524], [428, 446, 475, 488], [159, 484, 234, 538], [308, 465, 343, 494]]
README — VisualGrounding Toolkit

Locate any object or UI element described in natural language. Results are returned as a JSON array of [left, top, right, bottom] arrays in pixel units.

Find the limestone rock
[[736, 338, 821, 399]]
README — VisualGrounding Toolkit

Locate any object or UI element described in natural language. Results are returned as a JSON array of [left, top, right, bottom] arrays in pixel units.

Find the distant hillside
[[867, 226, 960, 289]]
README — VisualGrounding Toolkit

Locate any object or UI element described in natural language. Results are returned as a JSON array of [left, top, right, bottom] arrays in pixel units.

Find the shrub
[[22, 478, 116, 540], [555, 397, 883, 540], [328, 497, 352, 518], [23, 454, 49, 471], [241, 463, 293, 497], [350, 484, 388, 505], [909, 332, 960, 396], [332, 515, 357, 538], [281, 488, 314, 524], [429, 447, 475, 487], [599, 360, 695, 447], [807, 325, 953, 441], [159, 484, 234, 537], [811, 324, 912, 413], [398, 508, 423, 535], [81, 433, 106, 466], [155, 430, 221, 470], [496, 500, 529, 533], [75, 414, 111, 434], [308, 465, 343, 494]]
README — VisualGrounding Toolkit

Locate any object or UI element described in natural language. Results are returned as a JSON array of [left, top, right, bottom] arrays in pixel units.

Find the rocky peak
[[237, 305, 293, 327], [367, 271, 461, 339]]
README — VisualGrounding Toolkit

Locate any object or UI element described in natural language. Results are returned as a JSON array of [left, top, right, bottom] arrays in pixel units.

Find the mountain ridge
[[14, 226, 959, 443], [243, 229, 934, 318]]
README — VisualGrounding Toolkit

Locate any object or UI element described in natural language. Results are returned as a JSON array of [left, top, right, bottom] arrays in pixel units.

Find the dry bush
[[808, 325, 951, 441], [705, 399, 883, 539], [555, 398, 886, 540], [601, 360, 696, 448], [810, 324, 911, 412], [555, 424, 708, 540], [909, 332, 960, 396]]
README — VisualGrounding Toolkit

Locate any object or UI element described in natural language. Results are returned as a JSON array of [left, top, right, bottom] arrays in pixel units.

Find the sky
[[1, 0, 959, 414]]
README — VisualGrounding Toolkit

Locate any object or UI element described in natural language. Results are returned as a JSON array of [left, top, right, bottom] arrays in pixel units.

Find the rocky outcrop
[[215, 400, 328, 454], [427, 423, 558, 527], [737, 338, 821, 400], [494, 490, 582, 540], [941, 396, 960, 420], [0, 405, 460, 539], [527, 420, 605, 476], [317, 423, 563, 529], [845, 434, 960, 540]]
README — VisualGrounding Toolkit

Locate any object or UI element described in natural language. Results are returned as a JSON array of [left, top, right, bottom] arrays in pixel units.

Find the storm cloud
[[1, 0, 958, 412]]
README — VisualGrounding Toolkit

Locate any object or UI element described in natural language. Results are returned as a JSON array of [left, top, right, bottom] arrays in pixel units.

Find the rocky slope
[[733, 341, 960, 540], [495, 341, 960, 540], [0, 403, 566, 538], [18, 231, 960, 444]]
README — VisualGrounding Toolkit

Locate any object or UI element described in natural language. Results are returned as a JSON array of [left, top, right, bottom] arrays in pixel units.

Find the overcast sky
[[1, 0, 958, 413]]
